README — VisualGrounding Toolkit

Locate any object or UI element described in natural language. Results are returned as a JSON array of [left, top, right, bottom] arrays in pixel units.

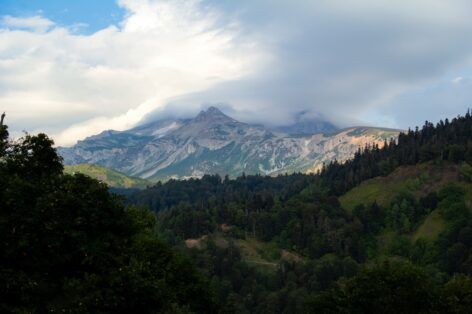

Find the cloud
[[452, 77, 463, 84], [159, 0, 472, 128], [378, 74, 472, 128], [1, 15, 55, 32], [2, 0, 472, 145], [0, 0, 263, 145]]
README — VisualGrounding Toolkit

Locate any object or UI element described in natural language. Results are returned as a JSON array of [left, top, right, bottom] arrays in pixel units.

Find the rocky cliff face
[[58, 107, 400, 181]]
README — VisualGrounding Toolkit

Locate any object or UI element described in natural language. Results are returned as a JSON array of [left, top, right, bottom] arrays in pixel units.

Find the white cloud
[[0, 0, 263, 145], [1, 15, 55, 33], [452, 77, 463, 84], [2, 0, 472, 144], [168, 0, 472, 128]]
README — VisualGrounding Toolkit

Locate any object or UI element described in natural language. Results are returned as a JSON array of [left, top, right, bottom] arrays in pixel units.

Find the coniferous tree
[[0, 122, 218, 313]]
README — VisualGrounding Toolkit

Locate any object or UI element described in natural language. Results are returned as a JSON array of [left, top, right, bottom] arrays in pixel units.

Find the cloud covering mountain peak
[[2, 0, 472, 145]]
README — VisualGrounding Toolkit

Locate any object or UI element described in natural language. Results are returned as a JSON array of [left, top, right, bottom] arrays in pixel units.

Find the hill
[[128, 160, 472, 312], [64, 164, 150, 189], [339, 161, 472, 211], [340, 160, 472, 248]]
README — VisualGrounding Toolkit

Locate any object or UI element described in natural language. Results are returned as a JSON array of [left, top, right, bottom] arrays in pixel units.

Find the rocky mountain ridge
[[58, 107, 401, 181]]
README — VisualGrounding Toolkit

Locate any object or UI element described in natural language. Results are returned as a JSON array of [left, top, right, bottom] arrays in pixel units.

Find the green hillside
[[412, 209, 445, 242], [340, 161, 472, 245], [147, 161, 472, 312], [183, 232, 302, 273], [64, 164, 150, 189], [339, 162, 468, 211]]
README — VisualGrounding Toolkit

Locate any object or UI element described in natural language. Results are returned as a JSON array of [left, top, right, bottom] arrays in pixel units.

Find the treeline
[[129, 173, 316, 213], [322, 110, 472, 194]]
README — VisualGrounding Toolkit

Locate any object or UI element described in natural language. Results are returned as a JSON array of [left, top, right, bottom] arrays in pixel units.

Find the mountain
[[64, 164, 151, 189], [58, 107, 400, 181]]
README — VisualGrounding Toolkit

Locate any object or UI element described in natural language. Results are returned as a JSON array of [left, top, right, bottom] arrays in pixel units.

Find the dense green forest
[[0, 119, 218, 313], [2, 111, 472, 313], [128, 111, 472, 313]]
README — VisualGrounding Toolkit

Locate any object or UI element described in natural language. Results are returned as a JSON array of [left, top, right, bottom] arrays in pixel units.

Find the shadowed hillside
[[64, 164, 150, 189]]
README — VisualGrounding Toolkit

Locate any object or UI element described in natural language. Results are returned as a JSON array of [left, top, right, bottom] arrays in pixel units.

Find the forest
[[0, 119, 218, 313], [128, 111, 472, 313], [2, 111, 472, 313]]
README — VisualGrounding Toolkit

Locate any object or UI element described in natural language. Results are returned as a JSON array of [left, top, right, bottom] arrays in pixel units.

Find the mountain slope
[[127, 161, 472, 313], [339, 162, 467, 210], [339, 161, 472, 253], [59, 107, 400, 181], [64, 164, 151, 189]]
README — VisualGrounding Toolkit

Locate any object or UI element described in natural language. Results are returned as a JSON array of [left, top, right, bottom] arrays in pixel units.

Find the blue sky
[[0, 0, 124, 34], [1, 0, 472, 145]]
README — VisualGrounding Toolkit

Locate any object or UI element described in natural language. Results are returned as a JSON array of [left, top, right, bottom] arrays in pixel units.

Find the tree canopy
[[0, 119, 218, 313]]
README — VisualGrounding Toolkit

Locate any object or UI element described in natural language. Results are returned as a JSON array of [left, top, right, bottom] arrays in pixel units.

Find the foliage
[[0, 127, 217, 313], [308, 260, 438, 313], [440, 274, 472, 313], [64, 163, 151, 189], [459, 162, 472, 182]]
